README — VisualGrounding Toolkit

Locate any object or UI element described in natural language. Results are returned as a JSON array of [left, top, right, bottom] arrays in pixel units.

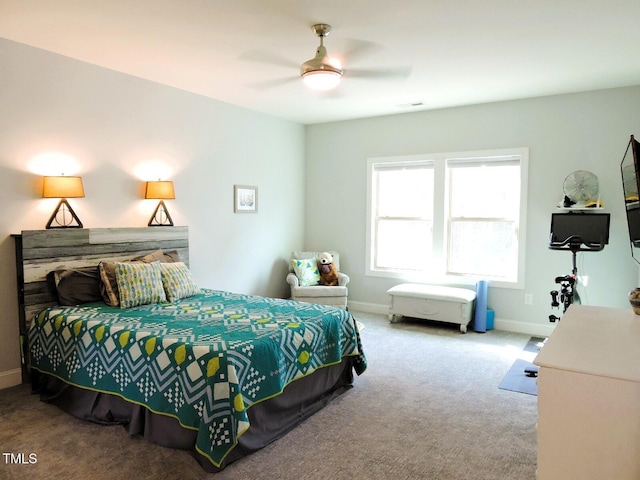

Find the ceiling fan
[[300, 24, 343, 91], [243, 24, 411, 92]]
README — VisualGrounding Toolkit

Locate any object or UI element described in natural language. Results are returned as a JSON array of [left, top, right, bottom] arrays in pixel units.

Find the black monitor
[[621, 135, 640, 247], [628, 207, 640, 247], [549, 212, 610, 251]]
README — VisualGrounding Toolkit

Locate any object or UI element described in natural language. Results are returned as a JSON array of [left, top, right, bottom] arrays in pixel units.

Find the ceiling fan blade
[[238, 49, 299, 69], [247, 76, 299, 91], [346, 66, 413, 80], [339, 38, 383, 64]]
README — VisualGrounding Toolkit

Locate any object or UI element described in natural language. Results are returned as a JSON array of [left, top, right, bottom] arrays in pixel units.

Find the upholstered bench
[[387, 283, 477, 333]]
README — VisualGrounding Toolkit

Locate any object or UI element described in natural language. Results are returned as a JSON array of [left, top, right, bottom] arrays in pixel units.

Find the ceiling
[[2, 0, 640, 125]]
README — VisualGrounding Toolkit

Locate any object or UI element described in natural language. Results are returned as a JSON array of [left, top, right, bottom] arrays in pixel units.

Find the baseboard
[[494, 318, 556, 337], [349, 300, 556, 337], [348, 301, 389, 316], [0, 368, 23, 390]]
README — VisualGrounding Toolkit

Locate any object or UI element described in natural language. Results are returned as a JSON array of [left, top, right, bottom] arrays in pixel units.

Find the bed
[[16, 227, 366, 472]]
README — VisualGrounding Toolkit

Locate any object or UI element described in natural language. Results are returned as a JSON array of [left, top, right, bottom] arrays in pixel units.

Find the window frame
[[366, 148, 528, 289]]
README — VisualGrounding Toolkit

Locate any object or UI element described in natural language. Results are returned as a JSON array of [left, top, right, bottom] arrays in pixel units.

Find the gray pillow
[[49, 266, 102, 306]]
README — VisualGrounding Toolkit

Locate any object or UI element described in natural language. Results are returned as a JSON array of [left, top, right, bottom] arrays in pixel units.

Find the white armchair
[[286, 251, 349, 309]]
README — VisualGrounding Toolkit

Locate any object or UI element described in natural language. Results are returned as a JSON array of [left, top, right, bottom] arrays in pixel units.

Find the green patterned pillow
[[160, 262, 200, 302], [291, 258, 321, 286], [115, 262, 166, 308]]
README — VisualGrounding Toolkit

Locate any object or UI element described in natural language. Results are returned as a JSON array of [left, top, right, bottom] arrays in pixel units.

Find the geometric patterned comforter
[[28, 289, 366, 468]]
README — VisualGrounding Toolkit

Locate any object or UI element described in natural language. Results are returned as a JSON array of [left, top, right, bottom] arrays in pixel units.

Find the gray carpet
[[0, 311, 537, 480]]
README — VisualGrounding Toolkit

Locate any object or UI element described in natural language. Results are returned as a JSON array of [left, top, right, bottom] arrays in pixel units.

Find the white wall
[[0, 38, 306, 386], [305, 86, 640, 335]]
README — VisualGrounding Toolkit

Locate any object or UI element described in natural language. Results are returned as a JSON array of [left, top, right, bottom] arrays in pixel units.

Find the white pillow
[[291, 258, 321, 286]]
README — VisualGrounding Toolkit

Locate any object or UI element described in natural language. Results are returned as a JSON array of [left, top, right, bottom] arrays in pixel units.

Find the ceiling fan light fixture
[[300, 52, 343, 90], [302, 69, 342, 91]]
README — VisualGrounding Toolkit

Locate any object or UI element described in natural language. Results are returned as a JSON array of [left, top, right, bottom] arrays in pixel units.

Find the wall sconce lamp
[[145, 180, 175, 226], [42, 175, 85, 229]]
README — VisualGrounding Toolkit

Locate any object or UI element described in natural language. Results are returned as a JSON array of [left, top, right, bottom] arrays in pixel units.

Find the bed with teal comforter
[[29, 288, 366, 469]]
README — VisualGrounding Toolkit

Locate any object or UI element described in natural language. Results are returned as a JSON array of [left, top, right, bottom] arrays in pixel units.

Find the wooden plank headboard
[[13, 226, 189, 382]]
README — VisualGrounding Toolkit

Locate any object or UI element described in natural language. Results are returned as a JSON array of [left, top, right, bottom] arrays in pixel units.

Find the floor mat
[[523, 336, 546, 353], [499, 336, 545, 396], [499, 358, 538, 395]]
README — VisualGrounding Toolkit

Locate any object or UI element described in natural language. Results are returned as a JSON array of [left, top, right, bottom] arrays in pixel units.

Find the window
[[366, 148, 528, 288], [372, 161, 434, 271]]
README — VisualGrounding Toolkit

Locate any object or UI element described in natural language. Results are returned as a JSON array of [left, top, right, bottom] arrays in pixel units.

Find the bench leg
[[460, 324, 467, 333], [388, 313, 399, 323]]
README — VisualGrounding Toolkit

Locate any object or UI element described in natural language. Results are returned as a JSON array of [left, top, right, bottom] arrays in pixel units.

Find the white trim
[[349, 301, 556, 337], [0, 368, 22, 390]]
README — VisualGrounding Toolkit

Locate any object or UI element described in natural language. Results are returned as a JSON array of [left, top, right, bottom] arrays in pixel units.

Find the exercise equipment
[[547, 212, 610, 322]]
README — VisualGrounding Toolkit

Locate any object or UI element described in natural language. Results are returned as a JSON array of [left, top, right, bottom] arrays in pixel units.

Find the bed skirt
[[34, 357, 356, 472]]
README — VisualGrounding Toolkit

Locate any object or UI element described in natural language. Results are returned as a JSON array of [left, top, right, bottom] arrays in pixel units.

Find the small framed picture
[[234, 185, 258, 213]]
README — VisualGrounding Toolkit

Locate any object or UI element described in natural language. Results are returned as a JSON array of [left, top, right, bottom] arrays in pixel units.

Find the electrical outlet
[[524, 293, 533, 305]]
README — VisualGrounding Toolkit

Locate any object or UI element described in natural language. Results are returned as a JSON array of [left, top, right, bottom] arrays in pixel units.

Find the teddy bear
[[318, 251, 339, 286]]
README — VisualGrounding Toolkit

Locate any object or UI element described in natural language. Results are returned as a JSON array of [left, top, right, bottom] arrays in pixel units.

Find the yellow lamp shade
[[145, 181, 175, 200], [42, 176, 85, 198]]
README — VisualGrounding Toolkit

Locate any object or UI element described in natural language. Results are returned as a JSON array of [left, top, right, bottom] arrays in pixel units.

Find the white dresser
[[534, 304, 640, 479]]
